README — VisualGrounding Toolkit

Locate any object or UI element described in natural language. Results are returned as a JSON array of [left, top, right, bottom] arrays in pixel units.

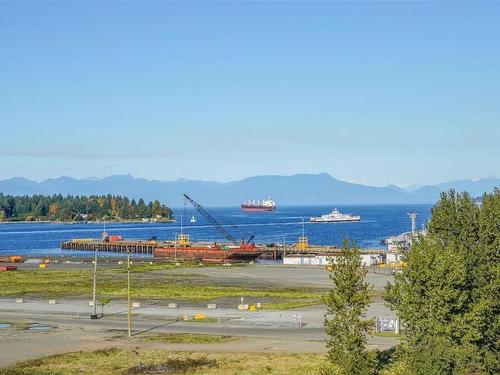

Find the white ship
[[310, 209, 361, 223], [190, 215, 196, 223]]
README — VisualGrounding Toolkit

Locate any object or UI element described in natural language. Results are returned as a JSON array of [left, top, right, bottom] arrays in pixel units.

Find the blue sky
[[1, 2, 499, 186]]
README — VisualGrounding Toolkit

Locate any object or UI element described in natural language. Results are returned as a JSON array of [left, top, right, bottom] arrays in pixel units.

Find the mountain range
[[0, 174, 498, 207]]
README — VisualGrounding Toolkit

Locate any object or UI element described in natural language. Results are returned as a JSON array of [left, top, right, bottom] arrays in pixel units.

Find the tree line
[[324, 188, 499, 374], [0, 194, 173, 222]]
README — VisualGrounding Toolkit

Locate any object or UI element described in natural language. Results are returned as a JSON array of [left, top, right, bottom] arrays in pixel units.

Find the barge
[[154, 242, 264, 263], [61, 237, 265, 263]]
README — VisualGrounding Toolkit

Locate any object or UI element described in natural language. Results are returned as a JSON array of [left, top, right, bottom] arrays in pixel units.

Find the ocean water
[[0, 205, 432, 258]]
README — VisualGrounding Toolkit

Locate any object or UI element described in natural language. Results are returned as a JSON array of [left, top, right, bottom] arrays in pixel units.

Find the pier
[[61, 239, 385, 259], [263, 245, 385, 260], [61, 240, 157, 255]]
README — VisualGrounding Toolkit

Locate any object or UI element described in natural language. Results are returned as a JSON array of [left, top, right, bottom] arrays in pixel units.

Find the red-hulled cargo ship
[[241, 198, 276, 212], [154, 242, 265, 263]]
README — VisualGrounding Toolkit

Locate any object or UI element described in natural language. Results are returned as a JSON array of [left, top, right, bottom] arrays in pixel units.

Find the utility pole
[[91, 221, 106, 319], [127, 251, 132, 338], [407, 212, 418, 236], [174, 232, 178, 261], [90, 246, 98, 319], [283, 235, 286, 258]]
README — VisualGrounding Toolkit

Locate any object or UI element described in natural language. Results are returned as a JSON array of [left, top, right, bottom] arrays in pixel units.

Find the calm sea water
[[0, 205, 432, 258]]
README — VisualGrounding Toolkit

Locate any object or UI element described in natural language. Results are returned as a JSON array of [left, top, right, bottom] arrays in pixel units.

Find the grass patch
[[372, 331, 400, 338], [184, 316, 220, 323], [121, 262, 198, 273], [125, 357, 217, 374], [139, 333, 239, 344], [262, 299, 322, 310], [0, 269, 323, 308], [0, 348, 328, 375]]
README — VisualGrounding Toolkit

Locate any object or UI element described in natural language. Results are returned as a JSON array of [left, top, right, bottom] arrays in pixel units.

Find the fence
[[375, 316, 400, 334]]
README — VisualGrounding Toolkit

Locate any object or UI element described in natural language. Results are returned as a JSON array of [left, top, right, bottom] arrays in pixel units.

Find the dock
[[61, 239, 385, 259], [61, 239, 158, 255], [263, 245, 384, 260]]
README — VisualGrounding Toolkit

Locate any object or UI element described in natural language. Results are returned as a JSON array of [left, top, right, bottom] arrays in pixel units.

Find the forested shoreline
[[0, 194, 173, 222]]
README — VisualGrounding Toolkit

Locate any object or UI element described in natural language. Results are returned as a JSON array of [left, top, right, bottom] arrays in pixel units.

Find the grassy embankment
[[0, 349, 330, 375], [0, 266, 322, 310], [139, 333, 240, 344]]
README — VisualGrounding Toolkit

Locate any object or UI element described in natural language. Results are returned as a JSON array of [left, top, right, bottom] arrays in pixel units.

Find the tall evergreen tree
[[324, 239, 374, 375], [386, 189, 499, 374]]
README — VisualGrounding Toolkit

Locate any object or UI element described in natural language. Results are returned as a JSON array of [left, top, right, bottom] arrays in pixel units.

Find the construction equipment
[[177, 234, 190, 246], [298, 236, 309, 250], [182, 193, 255, 246], [0, 256, 23, 263], [297, 217, 308, 250]]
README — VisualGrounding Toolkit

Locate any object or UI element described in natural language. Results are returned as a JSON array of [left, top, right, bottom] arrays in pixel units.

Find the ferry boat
[[310, 209, 361, 223], [241, 198, 276, 212]]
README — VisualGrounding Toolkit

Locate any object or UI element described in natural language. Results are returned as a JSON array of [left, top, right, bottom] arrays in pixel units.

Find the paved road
[[160, 264, 394, 289], [0, 297, 395, 326], [0, 309, 397, 347], [0, 297, 397, 344], [0, 297, 398, 368]]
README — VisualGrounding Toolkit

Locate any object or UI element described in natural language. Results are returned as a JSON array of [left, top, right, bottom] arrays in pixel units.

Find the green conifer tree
[[386, 189, 500, 374], [324, 239, 375, 375]]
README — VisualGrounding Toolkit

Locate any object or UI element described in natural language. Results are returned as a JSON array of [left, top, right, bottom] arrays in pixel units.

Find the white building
[[386, 252, 403, 264], [283, 254, 382, 267]]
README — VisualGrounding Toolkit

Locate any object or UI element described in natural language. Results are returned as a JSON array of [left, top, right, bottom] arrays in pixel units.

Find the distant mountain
[[0, 173, 497, 207], [434, 177, 500, 197]]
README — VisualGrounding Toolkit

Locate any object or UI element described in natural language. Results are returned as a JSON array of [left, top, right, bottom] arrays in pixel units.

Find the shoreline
[[0, 219, 176, 225]]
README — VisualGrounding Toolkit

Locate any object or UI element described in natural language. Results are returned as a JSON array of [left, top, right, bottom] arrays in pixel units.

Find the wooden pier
[[61, 240, 158, 255], [61, 239, 385, 259]]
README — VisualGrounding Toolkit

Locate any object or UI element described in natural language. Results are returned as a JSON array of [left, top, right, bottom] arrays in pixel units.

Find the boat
[[190, 215, 196, 223], [154, 242, 265, 263], [310, 209, 361, 223], [241, 198, 276, 212], [61, 237, 265, 263]]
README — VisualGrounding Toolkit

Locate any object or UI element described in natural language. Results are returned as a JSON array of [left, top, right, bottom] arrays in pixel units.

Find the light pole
[[127, 250, 132, 338], [174, 232, 178, 261], [407, 212, 417, 236], [283, 235, 286, 259], [90, 246, 98, 319]]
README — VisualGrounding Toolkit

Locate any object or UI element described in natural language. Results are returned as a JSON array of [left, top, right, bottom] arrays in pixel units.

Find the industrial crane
[[183, 193, 255, 247]]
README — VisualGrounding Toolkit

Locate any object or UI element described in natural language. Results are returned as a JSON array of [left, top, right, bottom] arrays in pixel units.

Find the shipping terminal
[[62, 194, 265, 263], [60, 193, 386, 263]]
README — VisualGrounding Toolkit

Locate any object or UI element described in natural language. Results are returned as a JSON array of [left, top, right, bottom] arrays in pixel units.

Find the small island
[[0, 193, 174, 223]]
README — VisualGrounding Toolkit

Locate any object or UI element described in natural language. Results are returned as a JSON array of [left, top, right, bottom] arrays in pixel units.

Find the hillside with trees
[[0, 194, 173, 222]]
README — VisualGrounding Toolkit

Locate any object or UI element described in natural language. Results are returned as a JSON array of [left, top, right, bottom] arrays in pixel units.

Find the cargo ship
[[310, 209, 361, 223], [241, 198, 276, 212]]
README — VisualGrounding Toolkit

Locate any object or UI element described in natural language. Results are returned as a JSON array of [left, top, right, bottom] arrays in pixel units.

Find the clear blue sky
[[1, 2, 499, 186]]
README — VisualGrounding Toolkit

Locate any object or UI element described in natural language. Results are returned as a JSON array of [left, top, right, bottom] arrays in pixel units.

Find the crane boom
[[183, 194, 239, 246]]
